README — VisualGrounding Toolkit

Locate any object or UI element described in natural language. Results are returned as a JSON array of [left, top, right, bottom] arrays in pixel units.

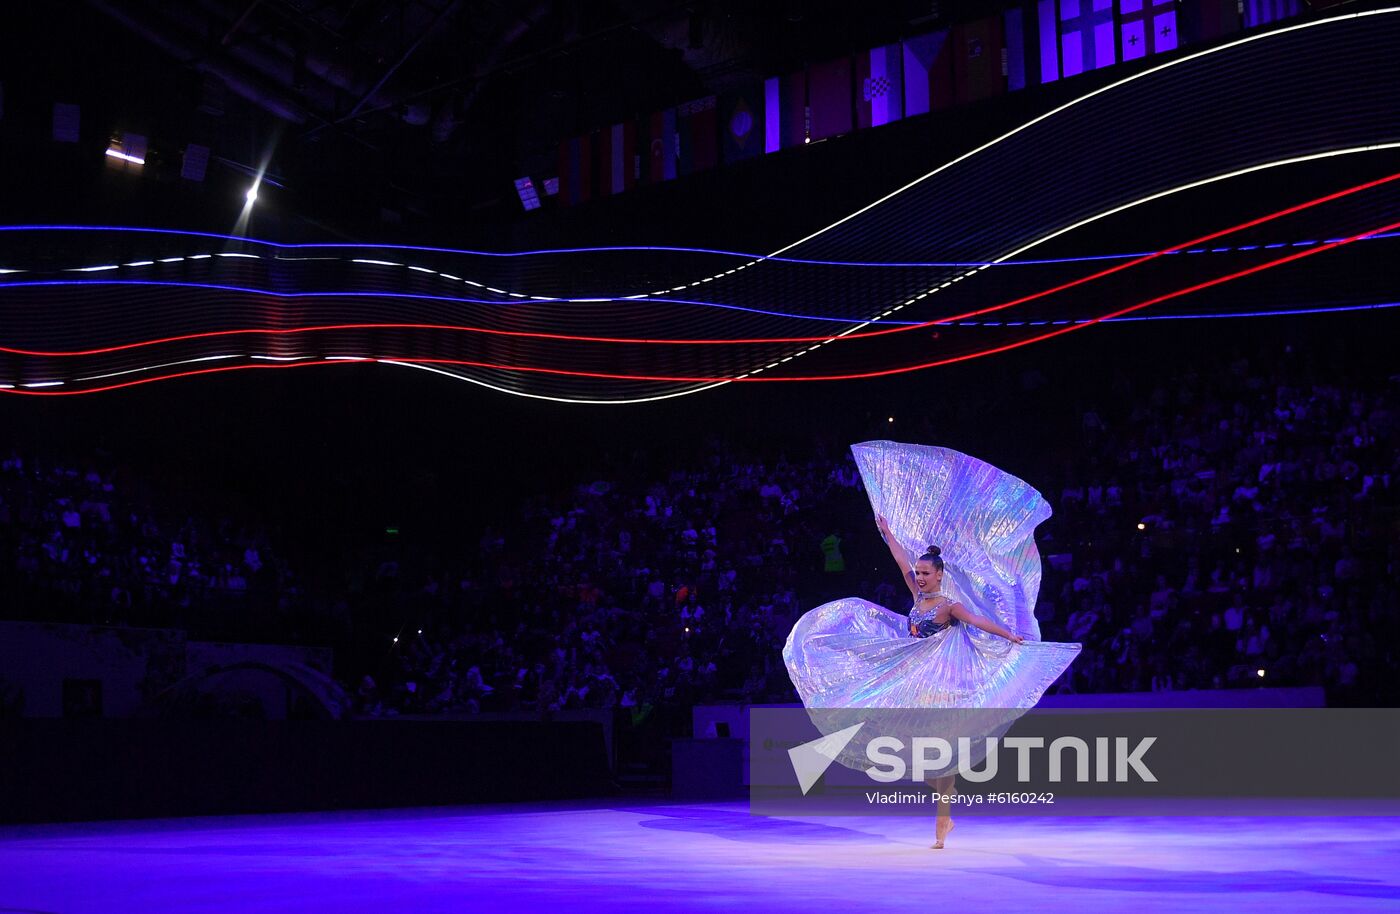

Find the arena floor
[[2, 799, 1398, 912]]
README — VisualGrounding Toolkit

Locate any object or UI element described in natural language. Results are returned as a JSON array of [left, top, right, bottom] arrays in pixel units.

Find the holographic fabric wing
[[851, 440, 1050, 639], [781, 443, 1079, 770]]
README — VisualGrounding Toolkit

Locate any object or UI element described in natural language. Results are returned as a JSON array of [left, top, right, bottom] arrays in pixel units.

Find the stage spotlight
[[417, 629, 423, 635], [1137, 522, 1146, 530], [887, 416, 894, 423], [1256, 669, 1266, 678], [393, 636, 399, 643], [105, 133, 147, 166], [245, 182, 260, 203]]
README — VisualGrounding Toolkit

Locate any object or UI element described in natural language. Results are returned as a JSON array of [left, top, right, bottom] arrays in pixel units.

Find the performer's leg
[[931, 775, 956, 848]]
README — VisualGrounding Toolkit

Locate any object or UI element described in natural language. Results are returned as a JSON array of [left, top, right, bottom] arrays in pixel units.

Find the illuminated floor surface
[[2, 800, 1398, 912]]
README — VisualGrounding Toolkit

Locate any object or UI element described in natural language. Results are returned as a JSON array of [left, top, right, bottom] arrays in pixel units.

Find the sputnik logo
[[788, 722, 865, 795]]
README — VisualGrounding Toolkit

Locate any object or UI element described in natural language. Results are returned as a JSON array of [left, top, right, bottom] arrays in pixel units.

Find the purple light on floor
[[1, 800, 1398, 912]]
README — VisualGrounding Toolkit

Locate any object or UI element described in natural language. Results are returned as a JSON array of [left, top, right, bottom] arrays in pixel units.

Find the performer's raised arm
[[876, 514, 917, 598]]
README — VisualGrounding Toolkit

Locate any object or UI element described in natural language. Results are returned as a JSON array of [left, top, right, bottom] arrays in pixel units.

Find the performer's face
[[913, 561, 942, 592]]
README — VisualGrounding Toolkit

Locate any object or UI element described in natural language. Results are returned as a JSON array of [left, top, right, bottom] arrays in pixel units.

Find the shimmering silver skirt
[[782, 597, 1079, 711]]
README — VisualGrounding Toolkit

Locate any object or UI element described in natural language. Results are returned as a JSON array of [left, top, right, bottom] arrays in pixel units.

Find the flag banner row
[[556, 0, 1298, 206]]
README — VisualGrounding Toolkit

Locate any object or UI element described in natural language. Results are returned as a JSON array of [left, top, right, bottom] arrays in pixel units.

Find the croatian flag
[[855, 43, 904, 129], [1119, 0, 1178, 61]]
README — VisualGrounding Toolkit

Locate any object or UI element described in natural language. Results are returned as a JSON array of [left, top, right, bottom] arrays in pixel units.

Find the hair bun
[[924, 545, 941, 558]]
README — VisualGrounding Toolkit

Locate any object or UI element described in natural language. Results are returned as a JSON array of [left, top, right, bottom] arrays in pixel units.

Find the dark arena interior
[[2, 2, 1400, 911]]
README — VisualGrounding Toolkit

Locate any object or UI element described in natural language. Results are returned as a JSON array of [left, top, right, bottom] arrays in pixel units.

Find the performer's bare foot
[[931, 815, 955, 849]]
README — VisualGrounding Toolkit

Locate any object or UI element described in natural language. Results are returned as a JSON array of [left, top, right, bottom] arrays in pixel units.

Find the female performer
[[783, 441, 1080, 848]]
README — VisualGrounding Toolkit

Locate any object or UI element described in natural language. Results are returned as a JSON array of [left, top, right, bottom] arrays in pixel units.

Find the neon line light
[[103, 149, 145, 165], [374, 359, 723, 406], [3, 12, 1396, 404], [0, 7, 1390, 284], [3, 359, 370, 397], [11, 228, 1400, 273], [1101, 300, 1400, 321], [75, 354, 242, 383], [19, 145, 1400, 321], [764, 144, 1400, 382], [0, 281, 893, 327], [753, 7, 1400, 265], [365, 218, 1400, 382], [7, 165, 1395, 356], [7, 216, 1395, 395]]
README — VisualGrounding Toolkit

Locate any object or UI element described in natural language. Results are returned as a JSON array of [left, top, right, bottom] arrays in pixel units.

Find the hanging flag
[[1119, 0, 1178, 60], [646, 108, 677, 183], [764, 70, 807, 152], [592, 128, 611, 196], [855, 43, 904, 128], [1243, 0, 1302, 28], [720, 86, 763, 163], [53, 102, 81, 143], [1004, 5, 1029, 91], [903, 30, 955, 117], [556, 133, 593, 206], [808, 56, 853, 141], [596, 121, 636, 195], [181, 144, 210, 182], [676, 95, 718, 176], [1037, 0, 1060, 83], [1059, 0, 1118, 79], [954, 15, 1006, 104], [1180, 0, 1242, 43]]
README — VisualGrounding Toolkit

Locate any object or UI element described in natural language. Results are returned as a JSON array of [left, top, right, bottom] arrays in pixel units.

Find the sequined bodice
[[909, 597, 956, 638]]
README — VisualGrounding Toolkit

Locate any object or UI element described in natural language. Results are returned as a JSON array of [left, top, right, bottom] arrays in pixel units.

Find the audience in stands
[[4, 341, 1396, 711]]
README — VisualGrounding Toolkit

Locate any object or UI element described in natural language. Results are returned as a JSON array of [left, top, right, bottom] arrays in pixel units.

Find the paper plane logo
[[788, 722, 865, 795]]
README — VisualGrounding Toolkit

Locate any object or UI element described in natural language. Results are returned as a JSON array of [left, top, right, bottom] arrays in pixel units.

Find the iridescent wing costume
[[782, 442, 1080, 772]]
